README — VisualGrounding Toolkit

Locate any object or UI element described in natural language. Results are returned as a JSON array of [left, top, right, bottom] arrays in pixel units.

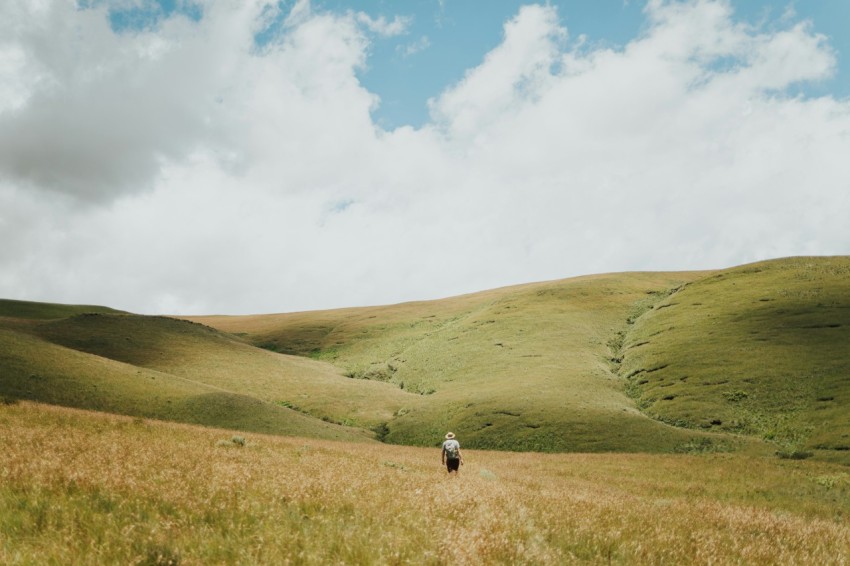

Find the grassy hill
[[0, 302, 398, 442], [2, 257, 848, 462], [618, 257, 850, 464], [188, 271, 733, 453], [0, 298, 124, 319], [30, 312, 412, 429]]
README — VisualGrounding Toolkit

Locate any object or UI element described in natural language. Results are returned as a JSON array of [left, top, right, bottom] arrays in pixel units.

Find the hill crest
[[1, 256, 848, 462]]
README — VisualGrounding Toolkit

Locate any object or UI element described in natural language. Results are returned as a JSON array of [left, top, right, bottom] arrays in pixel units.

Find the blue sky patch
[[91, 0, 850, 129], [99, 0, 203, 34]]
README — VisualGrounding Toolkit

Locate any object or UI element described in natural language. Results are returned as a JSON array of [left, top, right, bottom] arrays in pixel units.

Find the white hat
[[445, 432, 455, 439]]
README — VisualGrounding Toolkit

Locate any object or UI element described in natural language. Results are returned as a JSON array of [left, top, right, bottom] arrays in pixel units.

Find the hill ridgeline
[[1, 256, 847, 462]]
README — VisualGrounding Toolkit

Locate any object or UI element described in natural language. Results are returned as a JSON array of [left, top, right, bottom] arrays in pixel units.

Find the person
[[441, 432, 463, 475]]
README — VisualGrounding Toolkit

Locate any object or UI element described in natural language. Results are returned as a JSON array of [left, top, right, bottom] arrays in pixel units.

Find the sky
[[1, 0, 849, 315]]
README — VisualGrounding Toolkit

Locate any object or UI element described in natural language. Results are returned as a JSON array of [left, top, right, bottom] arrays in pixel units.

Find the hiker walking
[[441, 432, 463, 474]]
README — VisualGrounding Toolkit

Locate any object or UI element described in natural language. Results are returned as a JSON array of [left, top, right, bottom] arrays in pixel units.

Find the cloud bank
[[1, 0, 848, 314]]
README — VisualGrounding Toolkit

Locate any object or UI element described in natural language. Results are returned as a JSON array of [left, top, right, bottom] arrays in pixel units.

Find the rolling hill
[[2, 256, 848, 462], [0, 302, 394, 442], [186, 270, 719, 453], [618, 257, 850, 463]]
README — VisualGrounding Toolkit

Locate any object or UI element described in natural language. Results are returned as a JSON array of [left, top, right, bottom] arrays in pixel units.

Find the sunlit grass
[[621, 257, 850, 464], [189, 271, 715, 452], [0, 307, 408, 442], [3, 257, 849, 464], [2, 402, 848, 565]]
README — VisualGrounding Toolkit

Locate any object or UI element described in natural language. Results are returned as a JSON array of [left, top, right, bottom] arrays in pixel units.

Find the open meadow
[[2, 257, 850, 563], [2, 402, 849, 565]]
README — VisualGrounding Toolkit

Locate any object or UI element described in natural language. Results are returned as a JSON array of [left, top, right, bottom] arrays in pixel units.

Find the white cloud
[[399, 35, 431, 58], [356, 13, 410, 37], [0, 0, 848, 315], [0, 1, 247, 201], [429, 4, 565, 140]]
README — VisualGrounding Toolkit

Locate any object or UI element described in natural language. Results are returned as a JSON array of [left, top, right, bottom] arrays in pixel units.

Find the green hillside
[[618, 257, 850, 464], [188, 271, 737, 453], [2, 258, 848, 461], [0, 302, 388, 442], [31, 311, 413, 429], [0, 298, 123, 319], [189, 257, 850, 461]]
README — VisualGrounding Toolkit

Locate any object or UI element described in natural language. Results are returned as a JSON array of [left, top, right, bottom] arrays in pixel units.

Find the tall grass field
[[2, 402, 849, 564]]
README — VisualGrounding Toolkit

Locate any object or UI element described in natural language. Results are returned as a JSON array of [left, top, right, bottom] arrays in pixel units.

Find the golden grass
[[2, 402, 848, 565]]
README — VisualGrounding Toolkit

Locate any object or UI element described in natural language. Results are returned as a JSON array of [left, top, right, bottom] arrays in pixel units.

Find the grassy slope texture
[[3, 257, 848, 461], [0, 299, 410, 443], [188, 271, 735, 453], [188, 257, 850, 461], [618, 257, 850, 465]]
